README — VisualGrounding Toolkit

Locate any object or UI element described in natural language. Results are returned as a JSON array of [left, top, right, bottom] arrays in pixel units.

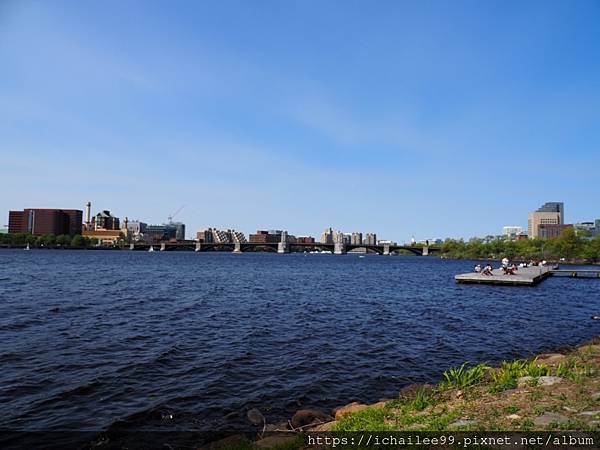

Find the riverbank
[[210, 337, 600, 449]]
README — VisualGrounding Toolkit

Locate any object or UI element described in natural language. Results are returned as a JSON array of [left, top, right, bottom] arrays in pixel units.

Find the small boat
[[24, 243, 30, 251], [359, 255, 365, 258], [148, 245, 154, 252]]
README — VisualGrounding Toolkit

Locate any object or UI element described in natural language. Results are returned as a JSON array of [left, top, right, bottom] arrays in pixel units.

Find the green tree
[[70, 235, 86, 248], [56, 234, 70, 246]]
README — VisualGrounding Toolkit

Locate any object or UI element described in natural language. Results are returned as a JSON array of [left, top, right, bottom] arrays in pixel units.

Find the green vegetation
[[0, 233, 98, 248], [439, 362, 489, 390], [331, 343, 600, 433], [441, 228, 600, 263]]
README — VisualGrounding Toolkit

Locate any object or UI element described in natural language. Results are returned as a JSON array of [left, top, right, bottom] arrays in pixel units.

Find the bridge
[[130, 241, 440, 255]]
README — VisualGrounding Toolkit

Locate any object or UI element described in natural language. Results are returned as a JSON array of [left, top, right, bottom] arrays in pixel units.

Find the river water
[[1, 250, 599, 438]]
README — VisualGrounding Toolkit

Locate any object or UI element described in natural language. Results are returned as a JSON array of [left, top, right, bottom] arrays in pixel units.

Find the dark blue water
[[1, 250, 599, 433]]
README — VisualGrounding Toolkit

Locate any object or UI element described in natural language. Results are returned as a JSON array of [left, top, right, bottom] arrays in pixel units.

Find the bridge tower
[[233, 242, 242, 253], [383, 243, 390, 256], [278, 242, 288, 253], [422, 246, 429, 256], [334, 243, 346, 255], [195, 242, 201, 252], [160, 242, 166, 251]]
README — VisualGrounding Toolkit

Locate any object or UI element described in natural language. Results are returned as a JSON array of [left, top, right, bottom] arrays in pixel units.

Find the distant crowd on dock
[[474, 258, 548, 276]]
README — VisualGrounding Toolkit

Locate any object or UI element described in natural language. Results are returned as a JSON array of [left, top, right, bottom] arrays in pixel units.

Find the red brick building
[[538, 224, 573, 240], [8, 209, 83, 236]]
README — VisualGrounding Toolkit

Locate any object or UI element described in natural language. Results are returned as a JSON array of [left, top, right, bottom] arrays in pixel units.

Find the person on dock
[[474, 264, 482, 273], [482, 264, 493, 276]]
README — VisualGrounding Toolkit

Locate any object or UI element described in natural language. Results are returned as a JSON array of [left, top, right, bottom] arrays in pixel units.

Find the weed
[[490, 360, 526, 392], [520, 419, 535, 431], [523, 360, 550, 377], [441, 363, 489, 390]]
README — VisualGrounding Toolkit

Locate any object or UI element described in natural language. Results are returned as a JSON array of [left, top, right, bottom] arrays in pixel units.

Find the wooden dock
[[550, 269, 600, 278], [455, 266, 555, 286]]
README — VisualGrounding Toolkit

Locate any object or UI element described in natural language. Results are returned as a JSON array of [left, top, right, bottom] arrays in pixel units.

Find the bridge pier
[[233, 242, 242, 253], [129, 243, 135, 250], [383, 244, 390, 256], [334, 243, 346, 255], [277, 242, 288, 254], [195, 242, 201, 252], [160, 243, 166, 251], [422, 246, 429, 256]]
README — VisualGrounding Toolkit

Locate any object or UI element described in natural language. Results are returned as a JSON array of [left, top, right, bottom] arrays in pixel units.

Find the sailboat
[[24, 243, 30, 251], [148, 245, 154, 252]]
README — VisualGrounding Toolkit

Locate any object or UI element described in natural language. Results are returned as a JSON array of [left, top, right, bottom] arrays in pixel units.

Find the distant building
[[83, 229, 124, 245], [364, 233, 377, 245], [536, 202, 564, 223], [145, 222, 186, 242], [249, 230, 285, 243], [8, 209, 83, 236], [528, 202, 564, 239], [538, 224, 573, 240], [93, 210, 120, 230], [596, 219, 600, 237], [351, 232, 363, 245], [502, 226, 523, 240], [332, 230, 345, 244], [126, 220, 147, 241], [296, 236, 315, 244], [321, 227, 334, 244], [197, 228, 215, 243], [199, 228, 246, 244], [145, 224, 176, 243], [574, 222, 596, 236], [170, 222, 186, 241]]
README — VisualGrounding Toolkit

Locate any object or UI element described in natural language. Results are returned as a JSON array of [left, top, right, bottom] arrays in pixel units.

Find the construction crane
[[168, 205, 185, 224]]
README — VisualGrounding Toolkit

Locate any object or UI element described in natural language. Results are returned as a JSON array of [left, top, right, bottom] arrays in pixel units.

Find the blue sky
[[1, 0, 599, 241]]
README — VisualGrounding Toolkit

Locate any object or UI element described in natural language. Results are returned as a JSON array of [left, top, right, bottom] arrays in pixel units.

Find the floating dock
[[550, 269, 600, 278], [455, 266, 556, 286]]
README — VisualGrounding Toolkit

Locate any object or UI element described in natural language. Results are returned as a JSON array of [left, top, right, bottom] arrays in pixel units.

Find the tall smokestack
[[86, 202, 91, 226]]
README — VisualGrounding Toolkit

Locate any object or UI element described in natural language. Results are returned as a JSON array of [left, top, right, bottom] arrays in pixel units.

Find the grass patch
[[440, 363, 489, 390], [490, 360, 526, 392], [333, 407, 394, 432]]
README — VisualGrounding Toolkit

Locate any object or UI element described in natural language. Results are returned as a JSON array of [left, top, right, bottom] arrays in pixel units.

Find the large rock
[[517, 376, 535, 388], [310, 421, 337, 431], [369, 401, 388, 410], [290, 409, 329, 429], [264, 422, 289, 432], [538, 376, 563, 386], [578, 344, 600, 354], [517, 376, 563, 388], [334, 402, 369, 420], [535, 354, 566, 366], [448, 419, 476, 429]]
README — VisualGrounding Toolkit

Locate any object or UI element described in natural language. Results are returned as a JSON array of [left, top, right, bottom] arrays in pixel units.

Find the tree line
[[440, 228, 600, 263], [0, 233, 99, 248]]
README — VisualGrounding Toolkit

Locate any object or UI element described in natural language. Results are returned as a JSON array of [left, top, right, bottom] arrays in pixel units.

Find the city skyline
[[2, 1, 600, 241]]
